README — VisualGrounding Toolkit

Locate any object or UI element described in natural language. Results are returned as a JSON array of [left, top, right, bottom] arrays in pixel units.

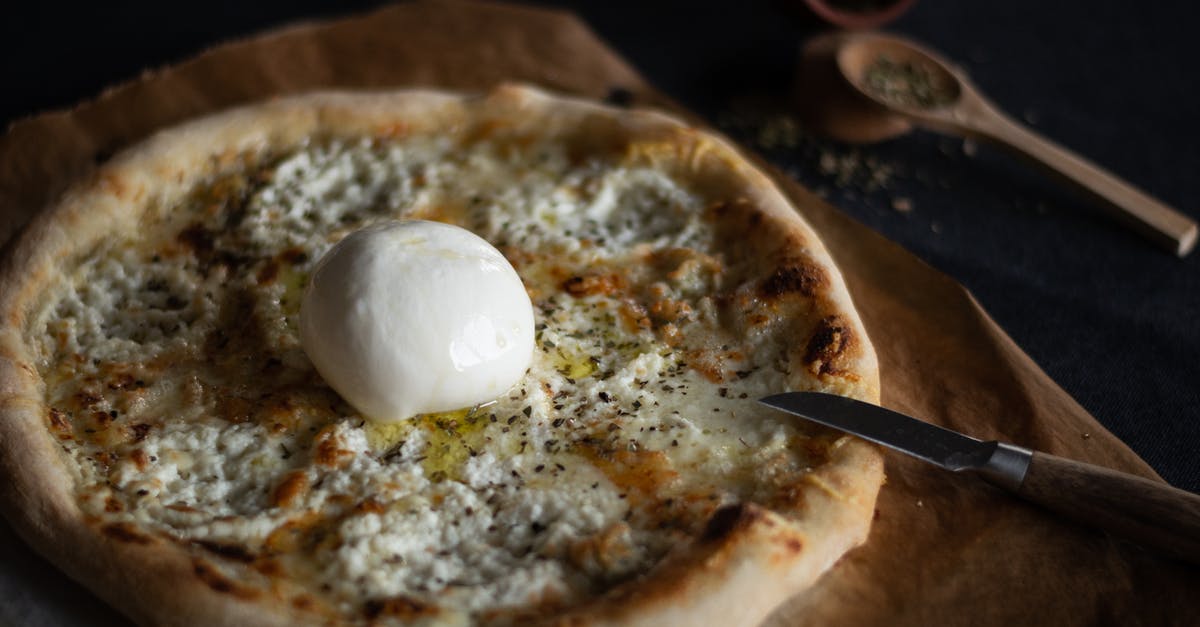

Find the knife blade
[[759, 391, 1200, 564], [758, 391, 1031, 489]]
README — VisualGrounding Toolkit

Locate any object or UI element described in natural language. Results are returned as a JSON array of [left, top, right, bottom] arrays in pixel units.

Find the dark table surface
[[2, 0, 1196, 500]]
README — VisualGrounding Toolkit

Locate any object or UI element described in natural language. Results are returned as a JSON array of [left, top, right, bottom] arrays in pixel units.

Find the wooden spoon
[[830, 32, 1197, 256]]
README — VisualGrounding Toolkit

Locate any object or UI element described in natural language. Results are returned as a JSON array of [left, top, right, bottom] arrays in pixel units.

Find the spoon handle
[[964, 107, 1197, 256]]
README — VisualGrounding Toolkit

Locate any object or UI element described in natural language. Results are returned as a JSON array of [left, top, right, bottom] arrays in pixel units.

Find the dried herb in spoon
[[863, 56, 957, 109]]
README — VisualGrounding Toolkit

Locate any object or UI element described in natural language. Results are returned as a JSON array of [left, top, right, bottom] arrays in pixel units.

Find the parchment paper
[[1, 1, 1195, 625]]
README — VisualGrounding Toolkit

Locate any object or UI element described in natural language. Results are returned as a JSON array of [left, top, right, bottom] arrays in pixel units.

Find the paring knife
[[759, 392, 1200, 564]]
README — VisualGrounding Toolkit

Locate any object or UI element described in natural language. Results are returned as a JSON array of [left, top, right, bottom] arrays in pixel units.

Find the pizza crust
[[0, 85, 882, 626]]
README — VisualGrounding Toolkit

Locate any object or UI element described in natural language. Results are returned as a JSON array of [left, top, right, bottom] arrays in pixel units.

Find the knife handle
[[1011, 451, 1200, 564]]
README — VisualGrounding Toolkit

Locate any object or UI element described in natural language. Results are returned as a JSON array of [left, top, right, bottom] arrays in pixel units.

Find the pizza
[[0, 85, 882, 625]]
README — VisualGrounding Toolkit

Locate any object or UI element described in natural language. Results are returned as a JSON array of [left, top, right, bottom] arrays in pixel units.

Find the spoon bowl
[[837, 34, 963, 114]]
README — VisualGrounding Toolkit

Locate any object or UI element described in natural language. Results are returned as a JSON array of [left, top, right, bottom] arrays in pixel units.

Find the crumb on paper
[[1081, 432, 1091, 440], [962, 138, 978, 157], [916, 499, 925, 508], [930, 221, 942, 234], [891, 197, 913, 213]]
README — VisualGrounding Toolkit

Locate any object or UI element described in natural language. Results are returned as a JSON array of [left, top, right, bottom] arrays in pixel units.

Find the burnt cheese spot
[[129, 423, 152, 442], [562, 273, 625, 297]]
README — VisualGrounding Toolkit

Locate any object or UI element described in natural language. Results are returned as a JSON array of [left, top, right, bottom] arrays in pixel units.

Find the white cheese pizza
[[0, 85, 882, 626]]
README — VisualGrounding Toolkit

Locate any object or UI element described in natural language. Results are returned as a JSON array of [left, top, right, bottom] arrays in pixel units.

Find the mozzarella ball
[[300, 220, 534, 422]]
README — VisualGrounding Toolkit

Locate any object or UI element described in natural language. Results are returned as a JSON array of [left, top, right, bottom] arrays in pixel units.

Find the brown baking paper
[[0, 1, 1195, 625]]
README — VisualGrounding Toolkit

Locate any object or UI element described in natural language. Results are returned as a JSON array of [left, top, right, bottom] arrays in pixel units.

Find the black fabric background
[[2, 0, 1197, 491]]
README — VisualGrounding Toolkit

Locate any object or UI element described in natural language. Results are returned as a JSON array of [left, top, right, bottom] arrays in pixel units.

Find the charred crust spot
[[701, 503, 755, 543], [101, 522, 152, 544], [195, 540, 257, 563], [784, 537, 804, 554], [604, 86, 635, 108], [364, 597, 435, 620], [761, 262, 827, 299], [193, 559, 260, 599], [804, 315, 855, 377], [292, 594, 317, 610]]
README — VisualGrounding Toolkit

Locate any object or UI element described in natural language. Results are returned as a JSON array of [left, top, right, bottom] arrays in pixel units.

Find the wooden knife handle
[[1016, 451, 1200, 563]]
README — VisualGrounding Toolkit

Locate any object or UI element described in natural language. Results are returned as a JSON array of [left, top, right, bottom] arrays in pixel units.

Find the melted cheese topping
[[32, 131, 843, 623]]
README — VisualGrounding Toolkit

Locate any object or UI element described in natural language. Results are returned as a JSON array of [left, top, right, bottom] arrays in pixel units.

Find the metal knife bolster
[[972, 442, 1033, 492]]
